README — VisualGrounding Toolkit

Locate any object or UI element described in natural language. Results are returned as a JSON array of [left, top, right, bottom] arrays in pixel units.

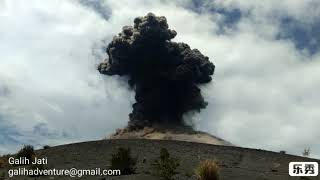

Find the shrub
[[0, 154, 11, 168], [110, 147, 137, 175], [195, 159, 219, 180], [153, 148, 179, 180], [43, 145, 50, 150], [0, 158, 7, 168], [16, 145, 35, 161]]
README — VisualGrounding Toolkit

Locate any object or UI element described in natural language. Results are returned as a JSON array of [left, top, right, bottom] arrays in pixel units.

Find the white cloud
[[0, 0, 132, 153], [1, 0, 319, 159]]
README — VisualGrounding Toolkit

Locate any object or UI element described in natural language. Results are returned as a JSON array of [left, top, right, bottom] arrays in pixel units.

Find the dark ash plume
[[98, 13, 215, 130]]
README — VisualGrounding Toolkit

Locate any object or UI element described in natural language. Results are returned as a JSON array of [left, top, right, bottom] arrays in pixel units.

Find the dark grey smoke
[[98, 13, 215, 130]]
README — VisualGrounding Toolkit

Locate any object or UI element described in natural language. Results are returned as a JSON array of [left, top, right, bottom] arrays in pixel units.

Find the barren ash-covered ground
[[0, 135, 319, 180]]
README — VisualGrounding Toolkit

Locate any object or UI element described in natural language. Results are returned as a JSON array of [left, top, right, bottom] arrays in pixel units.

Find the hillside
[[0, 139, 319, 180]]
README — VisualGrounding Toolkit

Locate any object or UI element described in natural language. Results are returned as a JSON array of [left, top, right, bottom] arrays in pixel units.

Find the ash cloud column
[[98, 13, 215, 130]]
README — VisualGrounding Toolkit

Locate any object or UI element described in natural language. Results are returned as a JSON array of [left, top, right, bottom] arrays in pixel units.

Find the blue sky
[[0, 0, 320, 158], [182, 0, 320, 54], [278, 16, 320, 55]]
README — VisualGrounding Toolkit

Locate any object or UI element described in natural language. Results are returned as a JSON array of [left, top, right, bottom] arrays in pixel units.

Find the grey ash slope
[[109, 127, 233, 146], [1, 139, 319, 180]]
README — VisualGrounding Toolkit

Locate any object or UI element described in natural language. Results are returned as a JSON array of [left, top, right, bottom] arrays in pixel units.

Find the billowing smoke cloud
[[98, 13, 215, 129]]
